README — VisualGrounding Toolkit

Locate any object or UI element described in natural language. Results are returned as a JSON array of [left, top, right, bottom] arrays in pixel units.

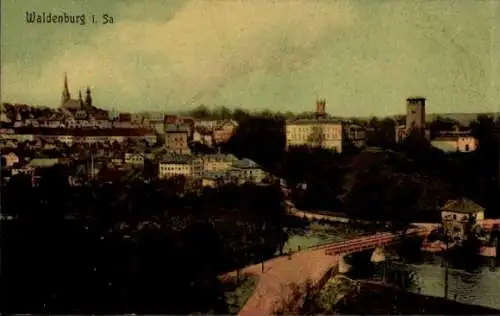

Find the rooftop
[[27, 158, 59, 168], [165, 123, 190, 133], [159, 153, 198, 164], [13, 127, 156, 137], [441, 198, 484, 214], [202, 170, 232, 180], [286, 118, 343, 125], [203, 153, 238, 162], [232, 158, 260, 169]]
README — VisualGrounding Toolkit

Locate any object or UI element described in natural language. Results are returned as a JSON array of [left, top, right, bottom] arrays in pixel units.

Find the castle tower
[[315, 98, 327, 119], [85, 86, 93, 108], [61, 73, 71, 106], [405, 97, 426, 131]]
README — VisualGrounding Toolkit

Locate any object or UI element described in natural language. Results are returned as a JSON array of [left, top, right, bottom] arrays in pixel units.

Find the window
[[465, 144, 470, 152]]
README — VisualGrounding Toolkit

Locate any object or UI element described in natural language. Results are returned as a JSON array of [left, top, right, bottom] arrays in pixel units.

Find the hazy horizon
[[2, 0, 499, 116]]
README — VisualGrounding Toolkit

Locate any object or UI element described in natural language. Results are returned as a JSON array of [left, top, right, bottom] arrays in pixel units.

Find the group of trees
[[223, 112, 500, 222], [1, 167, 301, 313]]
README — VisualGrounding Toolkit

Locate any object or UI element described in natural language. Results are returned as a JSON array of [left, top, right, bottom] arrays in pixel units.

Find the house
[[213, 120, 238, 144], [11, 162, 33, 176], [230, 158, 266, 184], [343, 123, 367, 148], [2, 152, 19, 168], [165, 124, 191, 154], [431, 131, 478, 153], [158, 154, 202, 179], [441, 198, 485, 241], [125, 152, 145, 166], [201, 171, 233, 188], [201, 174, 220, 188], [193, 130, 214, 147], [202, 153, 238, 173]]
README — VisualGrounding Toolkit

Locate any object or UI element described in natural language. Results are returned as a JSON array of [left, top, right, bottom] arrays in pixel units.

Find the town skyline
[[2, 0, 499, 116]]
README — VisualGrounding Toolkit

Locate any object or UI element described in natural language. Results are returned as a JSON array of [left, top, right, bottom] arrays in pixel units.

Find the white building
[[202, 153, 238, 173], [285, 99, 365, 152], [230, 158, 267, 184], [125, 153, 145, 165], [158, 155, 203, 179], [431, 131, 477, 153], [286, 119, 342, 151], [441, 198, 485, 241]]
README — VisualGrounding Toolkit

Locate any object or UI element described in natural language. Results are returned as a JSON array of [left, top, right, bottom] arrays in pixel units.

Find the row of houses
[[10, 118, 147, 130], [2, 152, 268, 188], [0, 129, 158, 145], [157, 154, 267, 186]]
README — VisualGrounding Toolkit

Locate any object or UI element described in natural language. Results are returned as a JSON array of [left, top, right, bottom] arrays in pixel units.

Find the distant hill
[[425, 113, 500, 125], [352, 112, 500, 126]]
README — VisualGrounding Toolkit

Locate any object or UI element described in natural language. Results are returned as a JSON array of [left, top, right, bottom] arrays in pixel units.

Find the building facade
[[285, 99, 366, 152], [158, 155, 202, 179], [165, 124, 191, 154], [431, 133, 478, 153], [201, 153, 238, 173]]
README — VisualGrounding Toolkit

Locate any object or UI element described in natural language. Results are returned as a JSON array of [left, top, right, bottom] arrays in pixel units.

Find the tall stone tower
[[315, 98, 327, 119], [405, 97, 426, 131], [61, 73, 71, 106]]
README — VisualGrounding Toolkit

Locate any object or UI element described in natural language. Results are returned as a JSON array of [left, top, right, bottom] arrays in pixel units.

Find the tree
[[231, 109, 250, 122], [214, 106, 233, 120], [307, 125, 325, 148], [366, 117, 396, 148], [429, 116, 459, 136], [189, 105, 212, 119]]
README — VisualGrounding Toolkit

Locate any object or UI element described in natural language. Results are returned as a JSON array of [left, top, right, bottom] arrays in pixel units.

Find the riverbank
[[336, 282, 500, 314]]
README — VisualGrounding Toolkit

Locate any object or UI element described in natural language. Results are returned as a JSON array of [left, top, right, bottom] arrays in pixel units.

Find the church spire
[[78, 89, 84, 108], [61, 72, 71, 106], [85, 86, 93, 108]]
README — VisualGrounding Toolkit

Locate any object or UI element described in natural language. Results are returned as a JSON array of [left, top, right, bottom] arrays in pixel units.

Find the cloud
[[3, 0, 357, 111]]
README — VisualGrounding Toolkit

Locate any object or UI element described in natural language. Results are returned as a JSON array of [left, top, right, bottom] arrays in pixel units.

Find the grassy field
[[279, 222, 373, 255], [222, 275, 258, 315]]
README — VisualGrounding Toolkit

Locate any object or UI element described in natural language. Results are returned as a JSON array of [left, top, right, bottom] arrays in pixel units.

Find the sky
[[1, 0, 499, 116]]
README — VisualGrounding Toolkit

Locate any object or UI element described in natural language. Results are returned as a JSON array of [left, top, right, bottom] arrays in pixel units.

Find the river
[[365, 257, 500, 310]]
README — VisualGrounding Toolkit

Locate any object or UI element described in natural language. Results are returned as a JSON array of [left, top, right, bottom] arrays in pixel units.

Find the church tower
[[85, 86, 93, 108], [61, 73, 71, 106], [78, 89, 84, 108]]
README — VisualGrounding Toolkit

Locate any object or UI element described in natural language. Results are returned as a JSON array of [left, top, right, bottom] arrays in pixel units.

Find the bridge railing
[[305, 232, 388, 251], [324, 228, 428, 255]]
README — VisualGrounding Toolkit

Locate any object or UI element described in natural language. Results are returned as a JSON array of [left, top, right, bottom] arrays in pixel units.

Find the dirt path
[[222, 249, 339, 316]]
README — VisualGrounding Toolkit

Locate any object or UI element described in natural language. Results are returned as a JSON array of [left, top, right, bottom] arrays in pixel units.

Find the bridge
[[233, 180, 435, 316], [323, 228, 427, 256]]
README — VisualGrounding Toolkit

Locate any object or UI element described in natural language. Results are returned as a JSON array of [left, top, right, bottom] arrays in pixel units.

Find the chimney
[[316, 98, 326, 119]]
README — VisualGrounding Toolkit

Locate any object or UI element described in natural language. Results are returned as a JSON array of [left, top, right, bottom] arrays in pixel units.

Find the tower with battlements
[[405, 97, 426, 132]]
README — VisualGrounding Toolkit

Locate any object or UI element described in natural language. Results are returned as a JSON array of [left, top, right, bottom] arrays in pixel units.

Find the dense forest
[[1, 172, 304, 313]]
